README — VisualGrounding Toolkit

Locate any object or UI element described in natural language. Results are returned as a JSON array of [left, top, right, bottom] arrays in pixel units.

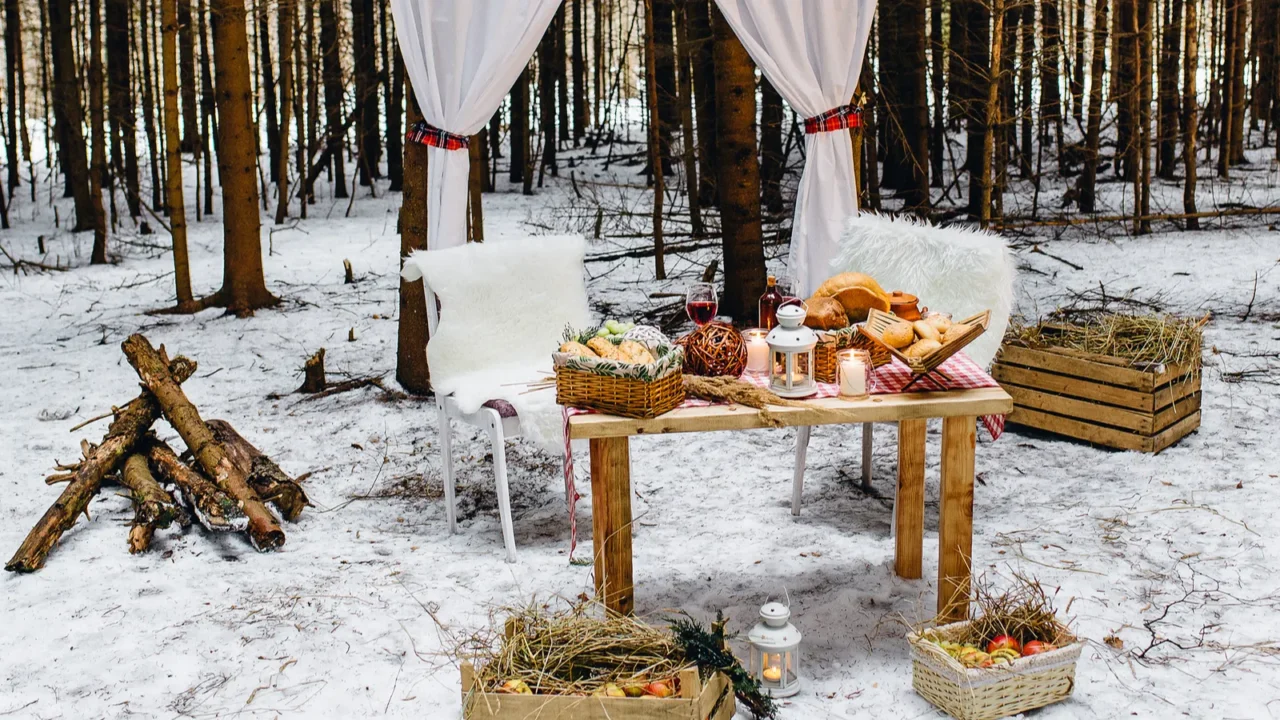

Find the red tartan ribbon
[[406, 120, 470, 150], [804, 104, 862, 134]]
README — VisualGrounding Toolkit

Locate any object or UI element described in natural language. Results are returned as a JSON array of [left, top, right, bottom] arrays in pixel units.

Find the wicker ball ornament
[[680, 321, 748, 377]]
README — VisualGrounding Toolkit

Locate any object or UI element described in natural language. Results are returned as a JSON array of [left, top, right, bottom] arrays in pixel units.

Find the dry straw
[[1006, 312, 1207, 370]]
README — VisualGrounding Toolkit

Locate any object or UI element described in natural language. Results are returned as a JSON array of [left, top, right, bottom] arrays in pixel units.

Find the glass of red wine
[[685, 282, 718, 327]]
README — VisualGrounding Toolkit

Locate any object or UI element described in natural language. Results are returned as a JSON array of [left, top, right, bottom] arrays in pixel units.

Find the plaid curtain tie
[[406, 120, 470, 151], [803, 104, 862, 134]]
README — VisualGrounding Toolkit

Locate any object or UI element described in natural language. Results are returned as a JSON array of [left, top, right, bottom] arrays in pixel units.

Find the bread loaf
[[912, 320, 941, 343], [587, 337, 624, 361], [905, 339, 942, 358], [559, 341, 598, 358]]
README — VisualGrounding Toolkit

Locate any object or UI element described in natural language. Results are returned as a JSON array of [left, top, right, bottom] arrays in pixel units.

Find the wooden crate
[[992, 344, 1201, 453], [460, 662, 736, 720]]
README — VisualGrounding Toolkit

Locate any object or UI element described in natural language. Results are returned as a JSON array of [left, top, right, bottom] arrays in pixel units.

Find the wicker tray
[[815, 328, 892, 383], [907, 621, 1082, 720], [860, 309, 991, 374], [555, 366, 684, 419]]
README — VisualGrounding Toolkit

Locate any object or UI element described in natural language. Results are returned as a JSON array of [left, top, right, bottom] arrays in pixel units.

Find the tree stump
[[299, 348, 327, 393]]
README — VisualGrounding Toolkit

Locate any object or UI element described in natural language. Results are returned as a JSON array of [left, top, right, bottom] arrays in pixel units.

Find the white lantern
[[765, 303, 818, 398], [747, 602, 802, 697]]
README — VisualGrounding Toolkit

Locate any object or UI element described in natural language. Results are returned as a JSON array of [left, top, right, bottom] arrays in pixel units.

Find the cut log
[[5, 355, 196, 573], [121, 334, 285, 551], [207, 419, 309, 521], [144, 438, 248, 533], [299, 348, 327, 393], [120, 454, 189, 553]]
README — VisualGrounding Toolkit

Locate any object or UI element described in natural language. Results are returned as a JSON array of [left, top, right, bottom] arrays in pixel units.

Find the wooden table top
[[567, 386, 1014, 440]]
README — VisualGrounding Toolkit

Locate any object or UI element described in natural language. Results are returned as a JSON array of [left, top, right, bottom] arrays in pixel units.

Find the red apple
[[987, 635, 1021, 654], [1021, 641, 1056, 656], [642, 681, 674, 698]]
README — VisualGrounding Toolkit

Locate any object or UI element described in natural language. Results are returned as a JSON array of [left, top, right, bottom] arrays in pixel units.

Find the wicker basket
[[555, 366, 684, 419], [907, 621, 1082, 720], [861, 309, 991, 374], [815, 328, 893, 383]]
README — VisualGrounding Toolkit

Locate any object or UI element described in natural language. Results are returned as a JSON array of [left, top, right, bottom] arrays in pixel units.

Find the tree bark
[[711, 3, 763, 320], [5, 356, 197, 573], [644, 0, 666, 280], [1135, 0, 1152, 234], [274, 0, 295, 224], [572, 0, 587, 141], [4, 0, 20, 192], [979, 0, 1007, 227], [48, 0, 96, 232], [689, 0, 717, 207], [1157, 0, 1183, 179], [879, 0, 929, 210], [199, 0, 215, 215], [178, 0, 200, 151], [87, 0, 109, 263], [106, 0, 141, 218], [1183, 0, 1200, 228], [510, 67, 529, 185], [953, 0, 991, 214], [1042, 0, 1066, 172], [258, 0, 279, 183], [1072, 0, 1086, 124], [675, 0, 703, 235], [397, 79, 431, 395], [539, 21, 558, 177], [320, 0, 346, 197], [144, 438, 248, 532], [652, 0, 676, 173], [120, 453, 188, 554], [351, 0, 379, 185], [207, 419, 309, 522], [122, 334, 285, 551], [387, 41, 404, 191], [141, 0, 165, 211], [759, 76, 784, 214], [209, 0, 278, 314], [929, 0, 945, 185], [1080, 0, 1109, 212], [163, 0, 196, 309]]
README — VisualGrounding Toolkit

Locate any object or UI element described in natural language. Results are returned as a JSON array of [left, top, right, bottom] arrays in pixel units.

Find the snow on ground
[[1, 132, 1279, 719]]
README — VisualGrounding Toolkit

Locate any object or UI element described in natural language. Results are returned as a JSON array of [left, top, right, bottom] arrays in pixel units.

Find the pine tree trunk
[[1226, 0, 1245, 164], [759, 76, 784, 214], [980, 0, 1006, 227], [860, 50, 881, 211], [675, 0, 702, 235], [258, 0, 279, 183], [274, 0, 294, 224], [711, 3, 763, 320], [689, 0, 716, 207], [1116, 0, 1137, 180], [302, 0, 316, 209], [652, 0, 676, 173], [199, 0, 215, 215], [572, 0, 587, 142], [1157, 0, 1183, 178], [1042, 0, 1066, 172], [510, 67, 528, 184], [140, 0, 163, 210], [539, 23, 558, 177], [3, 0, 20, 192], [210, 0, 278, 314], [320, 0, 346, 197], [1081, 0, 1109, 212], [954, 0, 991, 215], [467, 135, 484, 242], [397, 78, 430, 395], [929, 0, 945, 185], [880, 0, 929, 209], [1135, 0, 1152, 233], [1018, 1, 1034, 177], [556, 6, 569, 145], [387, 42, 404, 191], [88, 0, 109, 263], [351, 0, 379, 185], [1184, 0, 1200, 228], [106, 0, 141, 219], [644, 0, 666, 280], [163, 0, 195, 309], [177, 0, 199, 151], [48, 0, 96, 231]]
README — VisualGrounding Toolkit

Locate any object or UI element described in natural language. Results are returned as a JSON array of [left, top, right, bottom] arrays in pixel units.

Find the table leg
[[861, 422, 874, 490], [895, 418, 926, 579], [590, 437, 634, 616], [938, 416, 976, 622]]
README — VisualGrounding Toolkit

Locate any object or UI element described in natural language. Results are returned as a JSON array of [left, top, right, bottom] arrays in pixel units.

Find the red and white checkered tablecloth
[[558, 352, 1005, 559]]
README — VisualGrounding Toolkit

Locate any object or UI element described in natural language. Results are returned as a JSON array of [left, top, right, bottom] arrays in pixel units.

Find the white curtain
[[713, 0, 877, 297], [391, 0, 562, 252]]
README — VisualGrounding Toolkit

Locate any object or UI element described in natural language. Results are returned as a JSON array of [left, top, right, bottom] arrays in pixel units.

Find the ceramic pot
[[888, 291, 926, 321]]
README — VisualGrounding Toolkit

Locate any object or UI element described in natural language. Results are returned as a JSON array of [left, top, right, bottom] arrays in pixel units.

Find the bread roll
[[912, 320, 941, 343], [587, 337, 624, 361], [559, 341, 598, 358], [924, 314, 953, 334], [813, 272, 891, 321], [905, 339, 942, 358], [882, 321, 915, 349], [942, 324, 970, 344], [617, 339, 656, 364]]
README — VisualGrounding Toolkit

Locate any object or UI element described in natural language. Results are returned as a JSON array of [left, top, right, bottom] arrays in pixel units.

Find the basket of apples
[[906, 579, 1082, 720]]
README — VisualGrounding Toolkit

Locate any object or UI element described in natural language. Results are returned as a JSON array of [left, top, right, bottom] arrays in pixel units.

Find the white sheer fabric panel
[[391, 0, 562, 251], [712, 0, 877, 296]]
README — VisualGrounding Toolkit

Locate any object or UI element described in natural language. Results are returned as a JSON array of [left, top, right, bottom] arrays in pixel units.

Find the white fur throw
[[402, 235, 591, 451], [832, 213, 1015, 367]]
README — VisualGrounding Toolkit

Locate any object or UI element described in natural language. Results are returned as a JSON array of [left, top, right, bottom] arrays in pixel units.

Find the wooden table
[[567, 387, 1013, 622]]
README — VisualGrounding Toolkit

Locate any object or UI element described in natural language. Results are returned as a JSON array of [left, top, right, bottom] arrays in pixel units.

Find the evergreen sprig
[[669, 611, 778, 720]]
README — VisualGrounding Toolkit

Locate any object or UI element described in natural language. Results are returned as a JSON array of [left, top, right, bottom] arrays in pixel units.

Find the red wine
[[686, 300, 718, 326]]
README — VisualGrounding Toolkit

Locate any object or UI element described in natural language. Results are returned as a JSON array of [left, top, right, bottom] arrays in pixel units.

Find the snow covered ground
[[2, 131, 1278, 719]]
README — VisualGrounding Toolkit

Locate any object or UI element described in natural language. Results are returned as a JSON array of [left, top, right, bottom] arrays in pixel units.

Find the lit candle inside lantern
[[762, 665, 782, 683], [745, 329, 770, 374], [838, 349, 869, 399]]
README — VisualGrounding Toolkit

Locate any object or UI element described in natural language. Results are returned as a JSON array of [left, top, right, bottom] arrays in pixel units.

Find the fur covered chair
[[401, 235, 591, 562]]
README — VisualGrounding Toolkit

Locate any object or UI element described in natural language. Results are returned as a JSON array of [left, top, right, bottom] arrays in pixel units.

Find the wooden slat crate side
[[1002, 383, 1157, 433], [1150, 411, 1202, 453], [997, 345, 1161, 391], [991, 363, 1157, 412], [1006, 406, 1154, 452], [1151, 372, 1201, 415], [461, 662, 731, 720], [1153, 392, 1202, 434]]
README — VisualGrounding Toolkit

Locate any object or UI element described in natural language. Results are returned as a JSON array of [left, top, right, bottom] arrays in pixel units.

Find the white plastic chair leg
[[861, 422, 873, 490], [439, 402, 457, 534], [485, 409, 518, 564], [791, 426, 812, 516]]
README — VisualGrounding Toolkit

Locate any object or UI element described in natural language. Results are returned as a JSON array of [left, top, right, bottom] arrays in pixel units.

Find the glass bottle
[[758, 275, 783, 330]]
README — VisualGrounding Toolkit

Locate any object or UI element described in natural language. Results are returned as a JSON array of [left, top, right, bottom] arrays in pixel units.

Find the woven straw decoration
[[680, 322, 747, 377]]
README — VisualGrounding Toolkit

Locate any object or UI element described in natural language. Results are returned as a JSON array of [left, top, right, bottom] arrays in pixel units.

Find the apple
[[642, 681, 674, 698], [987, 634, 1021, 655], [622, 684, 645, 698], [498, 679, 532, 695], [1021, 640, 1056, 656]]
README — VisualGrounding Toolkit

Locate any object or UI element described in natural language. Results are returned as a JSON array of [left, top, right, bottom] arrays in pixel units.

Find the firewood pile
[[5, 334, 309, 573]]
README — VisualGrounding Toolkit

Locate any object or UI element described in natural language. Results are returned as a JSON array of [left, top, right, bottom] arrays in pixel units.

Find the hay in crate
[[1006, 312, 1206, 371]]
